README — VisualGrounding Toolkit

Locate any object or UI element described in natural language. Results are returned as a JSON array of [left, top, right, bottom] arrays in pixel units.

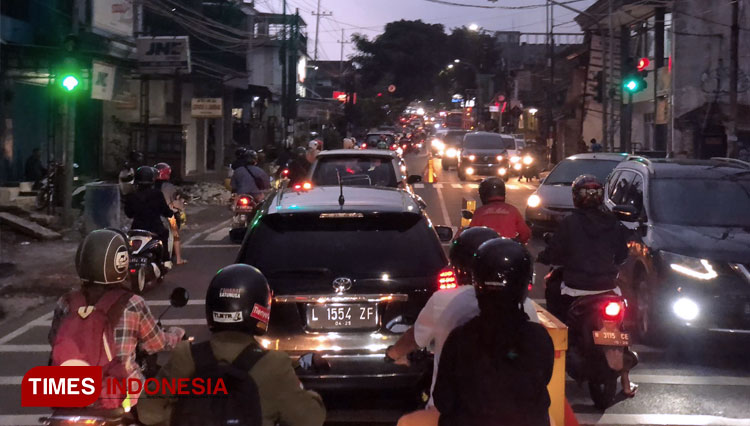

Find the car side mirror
[[461, 209, 474, 220], [435, 225, 454, 242], [169, 287, 190, 308], [407, 175, 422, 184], [612, 204, 639, 222]]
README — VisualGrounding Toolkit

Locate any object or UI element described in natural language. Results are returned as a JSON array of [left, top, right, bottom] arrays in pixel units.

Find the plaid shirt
[[49, 292, 183, 403]]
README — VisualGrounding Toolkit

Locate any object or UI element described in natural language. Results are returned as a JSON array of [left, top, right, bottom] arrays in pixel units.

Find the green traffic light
[[61, 75, 80, 92], [624, 79, 639, 92]]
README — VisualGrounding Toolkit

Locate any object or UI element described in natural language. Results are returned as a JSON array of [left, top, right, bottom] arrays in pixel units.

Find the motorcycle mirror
[[461, 209, 474, 220], [169, 287, 190, 308]]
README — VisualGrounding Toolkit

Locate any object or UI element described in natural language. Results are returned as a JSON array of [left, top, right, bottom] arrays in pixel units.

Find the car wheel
[[634, 271, 662, 344]]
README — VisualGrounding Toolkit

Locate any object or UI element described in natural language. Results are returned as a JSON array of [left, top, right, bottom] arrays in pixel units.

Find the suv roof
[[565, 152, 630, 161], [317, 149, 398, 159], [618, 157, 750, 178], [270, 186, 419, 215]]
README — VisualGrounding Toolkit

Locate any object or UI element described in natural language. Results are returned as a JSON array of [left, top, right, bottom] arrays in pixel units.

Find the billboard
[[93, 0, 133, 37], [137, 37, 191, 74]]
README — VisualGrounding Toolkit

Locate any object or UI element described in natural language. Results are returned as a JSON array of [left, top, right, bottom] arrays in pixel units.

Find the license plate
[[306, 304, 378, 330], [593, 328, 630, 346]]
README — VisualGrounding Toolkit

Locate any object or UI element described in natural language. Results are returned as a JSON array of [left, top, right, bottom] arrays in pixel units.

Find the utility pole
[[61, 0, 82, 226], [338, 29, 351, 76], [728, 0, 739, 157], [607, 0, 615, 151], [281, 0, 288, 144], [312, 0, 332, 62]]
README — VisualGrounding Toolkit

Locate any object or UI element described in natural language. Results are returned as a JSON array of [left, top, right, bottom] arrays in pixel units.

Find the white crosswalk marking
[[204, 227, 229, 241], [506, 184, 519, 190], [414, 183, 425, 188], [433, 183, 443, 189], [468, 184, 479, 189], [451, 184, 463, 189]]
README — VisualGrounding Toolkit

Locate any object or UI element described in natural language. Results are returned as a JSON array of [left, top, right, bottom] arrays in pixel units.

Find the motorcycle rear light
[[282, 169, 289, 176], [390, 144, 397, 150], [438, 269, 457, 290], [528, 283, 533, 291], [362, 143, 367, 149], [603, 301, 622, 320], [130, 268, 136, 274], [238, 197, 251, 206]]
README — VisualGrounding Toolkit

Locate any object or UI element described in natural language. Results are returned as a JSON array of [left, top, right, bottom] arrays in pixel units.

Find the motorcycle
[[229, 194, 260, 243], [40, 288, 191, 426], [36, 162, 102, 211], [127, 229, 173, 294], [518, 155, 539, 182]]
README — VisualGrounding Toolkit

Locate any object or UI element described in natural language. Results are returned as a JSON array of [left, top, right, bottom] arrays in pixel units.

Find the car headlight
[[431, 139, 445, 150], [510, 155, 521, 163], [498, 167, 507, 176], [468, 154, 476, 161], [523, 156, 533, 165], [446, 148, 458, 158], [673, 297, 700, 321], [465, 167, 474, 175], [661, 251, 718, 280], [527, 194, 541, 208], [513, 163, 522, 171], [496, 155, 504, 161]]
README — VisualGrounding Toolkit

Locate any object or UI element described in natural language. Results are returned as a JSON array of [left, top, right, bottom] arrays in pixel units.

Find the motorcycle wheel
[[131, 267, 147, 294], [588, 377, 618, 410], [34, 190, 49, 210]]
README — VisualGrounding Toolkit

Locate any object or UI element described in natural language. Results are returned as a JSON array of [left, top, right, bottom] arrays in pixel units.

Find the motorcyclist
[[154, 163, 187, 266], [119, 150, 145, 195], [124, 166, 174, 260], [231, 149, 271, 201], [231, 147, 250, 171], [49, 229, 184, 410], [389, 228, 539, 426], [287, 146, 316, 185], [468, 177, 531, 244], [342, 137, 355, 149], [433, 238, 554, 426], [138, 264, 326, 426]]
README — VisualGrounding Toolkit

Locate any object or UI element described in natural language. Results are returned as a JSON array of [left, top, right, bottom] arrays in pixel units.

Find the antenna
[[336, 169, 345, 207]]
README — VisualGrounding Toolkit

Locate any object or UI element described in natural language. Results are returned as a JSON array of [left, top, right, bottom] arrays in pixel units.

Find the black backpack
[[170, 342, 265, 426]]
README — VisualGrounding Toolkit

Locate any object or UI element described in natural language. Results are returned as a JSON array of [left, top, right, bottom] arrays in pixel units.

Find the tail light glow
[[129, 269, 136, 274], [528, 283, 533, 291], [282, 169, 289, 176], [603, 301, 623, 319], [438, 268, 457, 290], [238, 197, 251, 206]]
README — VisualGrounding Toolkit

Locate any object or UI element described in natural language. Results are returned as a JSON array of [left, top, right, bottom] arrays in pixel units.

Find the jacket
[[433, 317, 554, 426], [469, 200, 531, 244], [138, 331, 326, 426], [124, 188, 173, 234], [231, 165, 270, 197], [538, 208, 629, 291]]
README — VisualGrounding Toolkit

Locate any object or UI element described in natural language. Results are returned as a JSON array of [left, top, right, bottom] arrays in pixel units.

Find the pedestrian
[[25, 148, 46, 187], [590, 138, 603, 152], [468, 177, 531, 244], [138, 264, 326, 426], [154, 162, 187, 265], [577, 138, 588, 153], [433, 238, 555, 426]]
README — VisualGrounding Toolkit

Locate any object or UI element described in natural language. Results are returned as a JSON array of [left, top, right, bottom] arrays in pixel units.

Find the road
[[0, 151, 749, 425]]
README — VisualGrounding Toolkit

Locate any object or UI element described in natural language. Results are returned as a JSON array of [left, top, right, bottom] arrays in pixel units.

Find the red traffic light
[[636, 57, 650, 72]]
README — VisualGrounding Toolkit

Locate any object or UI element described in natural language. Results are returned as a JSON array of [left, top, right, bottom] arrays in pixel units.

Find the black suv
[[457, 132, 515, 181], [604, 157, 750, 341], [236, 185, 453, 391]]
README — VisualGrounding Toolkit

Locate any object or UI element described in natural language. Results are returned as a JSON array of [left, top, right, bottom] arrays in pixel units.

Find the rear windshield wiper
[[265, 267, 331, 277]]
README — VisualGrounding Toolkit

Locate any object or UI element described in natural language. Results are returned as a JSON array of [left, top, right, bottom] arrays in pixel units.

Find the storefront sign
[[91, 61, 116, 101], [93, 0, 133, 37], [191, 98, 223, 118], [137, 37, 191, 74]]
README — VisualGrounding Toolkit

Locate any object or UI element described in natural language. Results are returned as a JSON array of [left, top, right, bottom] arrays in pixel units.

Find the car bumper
[[460, 164, 506, 176]]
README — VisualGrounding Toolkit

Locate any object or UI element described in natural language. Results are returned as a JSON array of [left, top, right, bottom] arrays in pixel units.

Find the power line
[[421, 0, 587, 10]]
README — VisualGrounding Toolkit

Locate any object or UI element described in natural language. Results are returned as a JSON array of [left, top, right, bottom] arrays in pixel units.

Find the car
[[603, 157, 750, 342], [308, 149, 422, 190], [456, 132, 516, 181], [430, 129, 468, 170], [525, 152, 629, 234], [235, 186, 454, 392], [362, 132, 398, 151]]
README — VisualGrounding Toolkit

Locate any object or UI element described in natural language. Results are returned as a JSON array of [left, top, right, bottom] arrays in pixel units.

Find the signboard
[[191, 98, 223, 118], [489, 105, 500, 112], [91, 61, 116, 101], [93, 0, 133, 37], [332, 91, 357, 104], [137, 37, 191, 74]]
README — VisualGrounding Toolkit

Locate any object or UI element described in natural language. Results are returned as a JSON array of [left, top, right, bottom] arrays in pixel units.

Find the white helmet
[[309, 139, 321, 150], [342, 138, 354, 149]]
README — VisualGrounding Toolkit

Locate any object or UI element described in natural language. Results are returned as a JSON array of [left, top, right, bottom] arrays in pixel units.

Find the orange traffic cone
[[564, 398, 579, 426]]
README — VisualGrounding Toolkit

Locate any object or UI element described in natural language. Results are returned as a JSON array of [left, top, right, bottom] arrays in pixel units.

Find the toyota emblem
[[332, 277, 353, 293]]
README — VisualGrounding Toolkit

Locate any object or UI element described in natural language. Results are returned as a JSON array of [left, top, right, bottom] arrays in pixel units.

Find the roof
[[317, 149, 398, 159], [465, 132, 513, 138], [270, 186, 419, 215], [618, 158, 750, 179], [565, 152, 630, 161]]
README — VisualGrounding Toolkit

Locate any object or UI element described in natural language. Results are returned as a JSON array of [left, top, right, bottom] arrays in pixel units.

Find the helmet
[[134, 166, 157, 186], [235, 147, 248, 159], [75, 229, 130, 285], [308, 139, 321, 150], [449, 226, 500, 285], [245, 150, 258, 164], [205, 264, 272, 335], [295, 146, 308, 159], [154, 162, 171, 181], [478, 177, 506, 204], [342, 138, 355, 149], [128, 150, 144, 165], [572, 174, 604, 209], [474, 238, 533, 307]]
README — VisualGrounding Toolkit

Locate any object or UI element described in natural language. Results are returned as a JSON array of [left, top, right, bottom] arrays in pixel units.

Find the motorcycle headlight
[[431, 139, 445, 150], [513, 163, 522, 171], [523, 156, 533, 165], [661, 251, 718, 280], [496, 155, 504, 161], [527, 194, 541, 208], [510, 155, 521, 163]]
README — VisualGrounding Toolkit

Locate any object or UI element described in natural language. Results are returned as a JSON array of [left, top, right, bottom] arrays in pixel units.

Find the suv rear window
[[545, 159, 620, 185], [464, 135, 514, 150], [312, 157, 397, 187], [241, 213, 445, 278]]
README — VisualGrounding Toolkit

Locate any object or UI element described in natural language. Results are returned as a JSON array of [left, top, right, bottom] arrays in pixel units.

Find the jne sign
[[137, 36, 191, 74]]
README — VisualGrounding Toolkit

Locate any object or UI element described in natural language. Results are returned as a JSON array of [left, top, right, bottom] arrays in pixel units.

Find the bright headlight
[[431, 139, 445, 150], [662, 251, 718, 280], [513, 163, 522, 171], [673, 298, 700, 321], [496, 155, 504, 161], [523, 156, 533, 165], [527, 194, 541, 208], [446, 148, 458, 158], [510, 155, 521, 163], [468, 154, 476, 161], [465, 167, 474, 175], [498, 168, 507, 176]]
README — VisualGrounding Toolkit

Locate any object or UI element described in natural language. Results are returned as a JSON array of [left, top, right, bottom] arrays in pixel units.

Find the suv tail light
[[438, 268, 457, 290], [603, 301, 623, 320], [293, 182, 313, 191]]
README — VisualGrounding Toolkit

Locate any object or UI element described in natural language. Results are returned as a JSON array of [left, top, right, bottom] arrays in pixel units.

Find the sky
[[252, 0, 596, 61]]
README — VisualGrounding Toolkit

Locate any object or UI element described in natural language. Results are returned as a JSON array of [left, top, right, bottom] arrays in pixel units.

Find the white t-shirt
[[413, 286, 540, 406]]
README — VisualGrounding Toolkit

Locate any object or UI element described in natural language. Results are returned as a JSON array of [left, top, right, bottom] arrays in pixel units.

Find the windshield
[[445, 114, 462, 127], [544, 159, 620, 185], [366, 134, 395, 145], [441, 131, 467, 146], [463, 135, 513, 150], [651, 178, 750, 227], [242, 214, 446, 278], [311, 157, 398, 187]]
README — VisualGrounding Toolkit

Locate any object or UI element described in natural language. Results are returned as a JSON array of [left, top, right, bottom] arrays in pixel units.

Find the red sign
[[22, 366, 101, 407], [332, 91, 357, 104]]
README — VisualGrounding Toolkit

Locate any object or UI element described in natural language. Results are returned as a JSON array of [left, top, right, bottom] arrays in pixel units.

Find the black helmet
[[449, 227, 500, 285], [478, 177, 506, 204], [206, 264, 272, 335], [128, 150, 144, 165], [245, 150, 258, 164], [235, 147, 248, 159], [75, 229, 130, 285], [294, 146, 307, 158], [572, 174, 604, 209], [134, 166, 157, 186], [474, 238, 533, 307]]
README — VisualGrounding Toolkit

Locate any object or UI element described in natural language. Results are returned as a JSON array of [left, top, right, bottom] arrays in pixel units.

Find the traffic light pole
[[61, 95, 76, 226]]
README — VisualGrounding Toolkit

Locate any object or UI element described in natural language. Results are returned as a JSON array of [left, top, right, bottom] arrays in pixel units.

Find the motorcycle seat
[[128, 229, 159, 238], [568, 292, 623, 319]]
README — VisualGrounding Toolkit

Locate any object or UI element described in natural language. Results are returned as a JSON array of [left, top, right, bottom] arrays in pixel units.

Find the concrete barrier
[[532, 301, 569, 426]]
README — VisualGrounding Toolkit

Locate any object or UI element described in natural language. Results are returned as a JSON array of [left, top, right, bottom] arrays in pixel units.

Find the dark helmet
[[245, 150, 258, 164], [75, 229, 130, 285], [294, 146, 307, 158], [449, 227, 500, 285], [478, 177, 506, 204], [235, 147, 248, 159], [474, 238, 533, 307], [205, 264, 272, 335], [134, 166, 157, 186], [154, 162, 171, 181], [572, 174, 604, 209], [128, 150, 144, 165]]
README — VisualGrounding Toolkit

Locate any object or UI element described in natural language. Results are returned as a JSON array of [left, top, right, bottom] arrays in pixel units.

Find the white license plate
[[306, 303, 378, 330], [593, 328, 630, 346]]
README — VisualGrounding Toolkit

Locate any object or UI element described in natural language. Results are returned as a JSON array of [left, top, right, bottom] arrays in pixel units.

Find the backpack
[[244, 166, 266, 191], [170, 342, 265, 426], [50, 288, 131, 408]]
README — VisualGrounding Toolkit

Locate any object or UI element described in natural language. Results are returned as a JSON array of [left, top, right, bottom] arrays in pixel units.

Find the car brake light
[[293, 182, 313, 191], [603, 301, 622, 319], [438, 268, 457, 290], [282, 168, 289, 176], [302, 182, 312, 190]]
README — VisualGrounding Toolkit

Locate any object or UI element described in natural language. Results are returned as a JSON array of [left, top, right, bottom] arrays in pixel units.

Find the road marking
[[0, 414, 45, 425], [435, 185, 452, 228], [451, 184, 463, 189], [0, 344, 49, 352], [628, 374, 750, 386], [433, 183, 443, 189], [204, 226, 229, 242], [183, 219, 231, 247], [575, 413, 750, 425], [414, 183, 425, 189], [506, 184, 519, 190], [0, 312, 52, 345], [183, 244, 239, 249], [468, 184, 479, 189]]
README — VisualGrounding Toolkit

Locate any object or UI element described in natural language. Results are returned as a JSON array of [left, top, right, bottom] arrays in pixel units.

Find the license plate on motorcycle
[[306, 304, 378, 330], [593, 328, 630, 346]]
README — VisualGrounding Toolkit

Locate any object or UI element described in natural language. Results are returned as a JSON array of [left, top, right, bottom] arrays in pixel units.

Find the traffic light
[[57, 57, 82, 94], [622, 57, 647, 94]]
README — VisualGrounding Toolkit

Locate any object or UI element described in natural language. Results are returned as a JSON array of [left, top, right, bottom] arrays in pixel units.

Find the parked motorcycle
[[229, 194, 260, 243], [35, 162, 102, 211], [40, 288, 190, 426], [127, 229, 172, 294]]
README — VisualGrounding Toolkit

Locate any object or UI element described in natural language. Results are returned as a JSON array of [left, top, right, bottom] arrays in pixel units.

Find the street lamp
[[454, 59, 460, 64], [528, 108, 538, 115], [468, 23, 479, 32]]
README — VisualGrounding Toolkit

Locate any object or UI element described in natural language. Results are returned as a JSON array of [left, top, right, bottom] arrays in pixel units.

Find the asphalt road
[[0, 151, 749, 425]]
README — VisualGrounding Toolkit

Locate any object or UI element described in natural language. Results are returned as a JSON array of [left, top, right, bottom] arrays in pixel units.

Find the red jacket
[[469, 199, 531, 244]]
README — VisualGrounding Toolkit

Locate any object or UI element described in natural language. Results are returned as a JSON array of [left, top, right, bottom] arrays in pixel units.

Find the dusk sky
[[253, 0, 596, 61]]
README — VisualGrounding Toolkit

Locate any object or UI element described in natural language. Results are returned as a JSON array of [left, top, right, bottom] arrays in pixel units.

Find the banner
[[191, 98, 223, 118], [93, 0, 133, 37], [91, 61, 116, 101]]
